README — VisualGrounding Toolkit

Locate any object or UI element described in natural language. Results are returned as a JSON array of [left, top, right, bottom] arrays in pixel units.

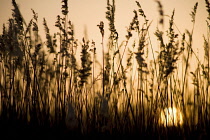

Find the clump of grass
[[0, 0, 210, 139], [78, 38, 92, 88]]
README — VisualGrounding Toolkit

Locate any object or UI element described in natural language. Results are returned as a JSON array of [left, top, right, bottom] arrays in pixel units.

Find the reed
[[0, 0, 209, 139]]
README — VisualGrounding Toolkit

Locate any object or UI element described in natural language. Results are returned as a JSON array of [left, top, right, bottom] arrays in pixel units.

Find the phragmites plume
[[155, 10, 182, 78], [106, 0, 117, 33], [97, 21, 104, 37], [12, 0, 24, 34], [62, 0, 68, 15], [155, 0, 164, 25], [136, 1, 147, 19], [190, 2, 198, 23], [205, 0, 210, 20], [79, 38, 92, 87], [126, 10, 138, 40], [43, 18, 55, 53], [31, 9, 38, 32]]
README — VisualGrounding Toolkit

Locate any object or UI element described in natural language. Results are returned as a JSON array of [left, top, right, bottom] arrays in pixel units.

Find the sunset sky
[[1, 1, 210, 136], [0, 0, 208, 61]]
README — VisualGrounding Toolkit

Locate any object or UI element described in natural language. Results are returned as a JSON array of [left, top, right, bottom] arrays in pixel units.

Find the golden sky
[[0, 0, 208, 61]]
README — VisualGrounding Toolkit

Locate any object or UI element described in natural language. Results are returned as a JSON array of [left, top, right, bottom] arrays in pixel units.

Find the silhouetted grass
[[0, 0, 210, 139]]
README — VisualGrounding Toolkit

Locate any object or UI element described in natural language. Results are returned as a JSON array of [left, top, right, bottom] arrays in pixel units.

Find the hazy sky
[[0, 0, 208, 61]]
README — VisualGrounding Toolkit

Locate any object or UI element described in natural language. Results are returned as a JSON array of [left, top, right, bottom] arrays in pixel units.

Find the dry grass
[[0, 0, 209, 139]]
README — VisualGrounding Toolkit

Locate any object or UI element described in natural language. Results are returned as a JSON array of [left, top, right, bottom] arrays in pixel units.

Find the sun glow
[[159, 107, 183, 127]]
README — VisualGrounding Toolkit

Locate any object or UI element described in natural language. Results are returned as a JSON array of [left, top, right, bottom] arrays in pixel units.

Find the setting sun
[[159, 107, 183, 127]]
